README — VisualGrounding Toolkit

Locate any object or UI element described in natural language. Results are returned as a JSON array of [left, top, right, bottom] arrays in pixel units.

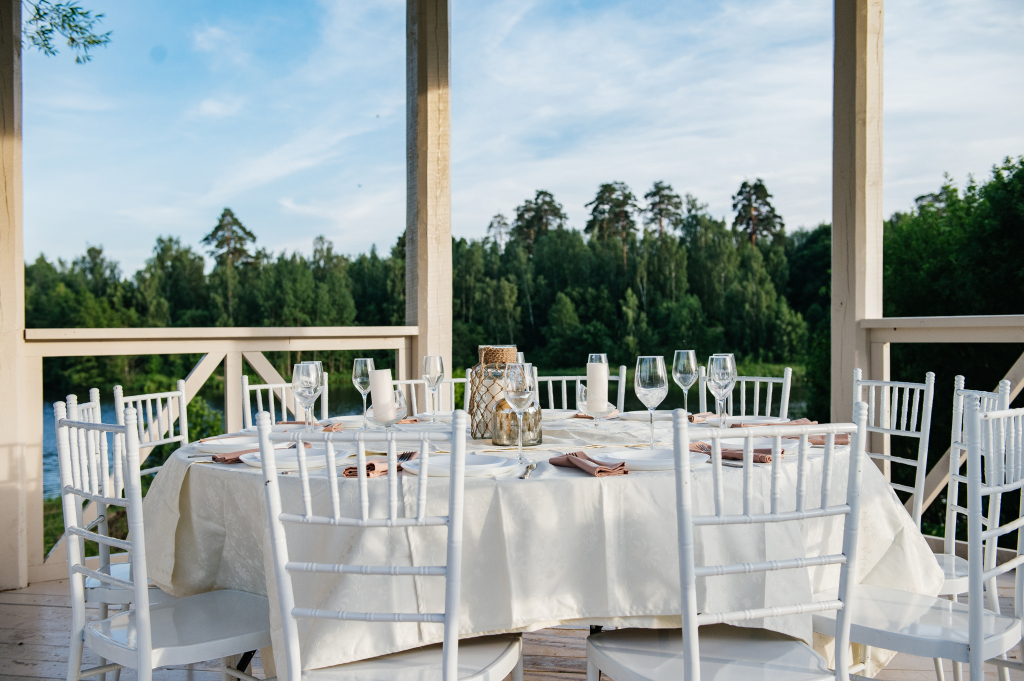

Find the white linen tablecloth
[[142, 414, 943, 679]]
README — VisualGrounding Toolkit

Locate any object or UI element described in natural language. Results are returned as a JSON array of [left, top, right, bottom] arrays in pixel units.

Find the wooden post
[[0, 0, 25, 590], [225, 351, 243, 433], [832, 0, 884, 425], [406, 0, 453, 382]]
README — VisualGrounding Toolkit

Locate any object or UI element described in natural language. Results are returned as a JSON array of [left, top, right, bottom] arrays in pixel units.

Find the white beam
[[406, 0, 452, 380], [832, 0, 884, 424]]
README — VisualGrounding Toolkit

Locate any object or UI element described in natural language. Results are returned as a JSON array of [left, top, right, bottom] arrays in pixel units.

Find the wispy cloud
[[191, 95, 245, 118]]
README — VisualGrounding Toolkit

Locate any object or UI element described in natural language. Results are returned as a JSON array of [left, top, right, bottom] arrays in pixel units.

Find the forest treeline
[[27, 157, 1024, 448]]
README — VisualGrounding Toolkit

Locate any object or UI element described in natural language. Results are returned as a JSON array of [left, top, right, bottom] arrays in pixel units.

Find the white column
[[0, 0, 26, 590], [406, 0, 452, 383], [225, 352, 243, 433], [832, 0, 884, 425]]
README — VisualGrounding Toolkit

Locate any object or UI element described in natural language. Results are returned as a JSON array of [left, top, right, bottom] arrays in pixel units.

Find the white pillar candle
[[369, 369, 397, 422], [586, 362, 609, 412]]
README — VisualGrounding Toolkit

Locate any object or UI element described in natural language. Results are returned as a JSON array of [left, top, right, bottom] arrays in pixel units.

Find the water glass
[[292, 363, 322, 432], [422, 356, 445, 423], [369, 390, 408, 433], [577, 383, 613, 428], [672, 350, 698, 414], [588, 353, 608, 364], [301, 360, 325, 418], [634, 356, 668, 449], [707, 354, 737, 428], [503, 363, 534, 465], [352, 358, 375, 429]]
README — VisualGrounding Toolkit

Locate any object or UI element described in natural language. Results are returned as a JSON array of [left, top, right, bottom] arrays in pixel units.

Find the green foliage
[[23, 0, 111, 64], [512, 190, 567, 254], [732, 179, 784, 246], [203, 208, 256, 325]]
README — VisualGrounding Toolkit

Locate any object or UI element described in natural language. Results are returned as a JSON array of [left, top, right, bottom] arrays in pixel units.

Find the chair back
[[536, 365, 628, 412], [393, 377, 469, 414], [672, 405, 867, 681], [114, 381, 189, 477], [698, 366, 793, 419], [963, 398, 1024, 680], [258, 410, 469, 681], [55, 403, 153, 673], [852, 368, 935, 527], [944, 376, 1010, 556], [242, 372, 329, 429]]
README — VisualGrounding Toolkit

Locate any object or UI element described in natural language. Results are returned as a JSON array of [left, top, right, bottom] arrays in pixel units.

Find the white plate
[[192, 435, 259, 454], [239, 446, 355, 471], [591, 448, 679, 471], [402, 454, 512, 477], [718, 415, 783, 426], [706, 437, 798, 457], [542, 409, 580, 419], [618, 410, 674, 422], [413, 411, 453, 423], [239, 423, 317, 435]]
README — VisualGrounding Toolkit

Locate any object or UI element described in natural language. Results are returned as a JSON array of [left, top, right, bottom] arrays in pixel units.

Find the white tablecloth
[[143, 414, 943, 679]]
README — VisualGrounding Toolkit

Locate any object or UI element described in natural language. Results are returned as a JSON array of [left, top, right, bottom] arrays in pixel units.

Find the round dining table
[[143, 410, 943, 679]]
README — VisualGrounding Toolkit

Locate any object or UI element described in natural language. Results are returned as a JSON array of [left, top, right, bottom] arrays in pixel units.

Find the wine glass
[[588, 353, 608, 364], [707, 354, 737, 429], [503, 363, 535, 465], [352, 358, 374, 429], [422, 356, 444, 423], [291, 363, 322, 432], [672, 350, 698, 414], [577, 383, 613, 428], [301, 360, 325, 419], [368, 390, 408, 435], [635, 356, 668, 449]]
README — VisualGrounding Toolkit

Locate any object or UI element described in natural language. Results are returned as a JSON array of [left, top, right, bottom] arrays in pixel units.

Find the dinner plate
[[413, 411, 453, 423], [192, 435, 259, 454], [402, 454, 512, 477], [718, 415, 783, 426], [542, 409, 581, 419], [618, 410, 673, 422], [239, 446, 355, 471], [591, 448, 682, 471], [239, 423, 318, 435], [709, 437, 799, 457]]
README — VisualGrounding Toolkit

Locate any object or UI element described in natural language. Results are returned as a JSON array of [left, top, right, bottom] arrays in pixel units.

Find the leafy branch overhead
[[23, 0, 111, 64]]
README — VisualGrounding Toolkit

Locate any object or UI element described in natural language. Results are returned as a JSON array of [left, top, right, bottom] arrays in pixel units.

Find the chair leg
[[512, 651, 524, 681], [932, 657, 945, 681], [98, 604, 108, 681], [67, 629, 84, 681], [587, 657, 600, 681], [950, 660, 962, 681], [222, 656, 236, 681]]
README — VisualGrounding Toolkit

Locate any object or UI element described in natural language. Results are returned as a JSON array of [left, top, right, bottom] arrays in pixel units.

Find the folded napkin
[[321, 422, 345, 432], [573, 409, 620, 420], [277, 420, 320, 426], [730, 418, 816, 428], [809, 433, 850, 446], [342, 451, 419, 478], [212, 441, 311, 465], [199, 433, 240, 443], [719, 448, 773, 464], [689, 442, 712, 454], [549, 450, 627, 477], [689, 412, 715, 423], [397, 418, 418, 424]]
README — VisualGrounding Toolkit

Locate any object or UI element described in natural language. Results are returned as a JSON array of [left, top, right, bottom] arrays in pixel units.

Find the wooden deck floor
[[2, 579, 1022, 680]]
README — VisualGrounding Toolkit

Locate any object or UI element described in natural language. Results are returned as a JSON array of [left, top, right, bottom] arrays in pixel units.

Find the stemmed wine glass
[[588, 353, 608, 364], [503, 363, 535, 465], [707, 354, 737, 429], [423, 356, 444, 423], [635, 356, 668, 449], [576, 383, 614, 428], [292, 363, 323, 432], [672, 350, 698, 414], [301, 360, 324, 420], [352, 358, 374, 429]]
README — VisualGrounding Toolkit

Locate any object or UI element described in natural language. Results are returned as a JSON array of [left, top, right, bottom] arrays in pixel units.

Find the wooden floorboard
[[2, 578, 1022, 680]]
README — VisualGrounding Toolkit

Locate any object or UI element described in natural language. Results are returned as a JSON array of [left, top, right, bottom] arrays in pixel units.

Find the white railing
[[859, 315, 1024, 517], [24, 325, 418, 582]]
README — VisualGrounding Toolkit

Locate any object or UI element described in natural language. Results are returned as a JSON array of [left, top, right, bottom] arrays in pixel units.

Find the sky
[[22, 0, 1024, 275]]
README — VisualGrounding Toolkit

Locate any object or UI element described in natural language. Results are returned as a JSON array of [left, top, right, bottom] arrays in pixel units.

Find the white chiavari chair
[[934, 377, 1011, 681], [812, 395, 1024, 681], [113, 381, 189, 479], [393, 377, 469, 415], [257, 409, 524, 681], [56, 403, 271, 681], [698, 366, 793, 419], [242, 371, 329, 429], [852, 368, 935, 528], [536, 365, 628, 412], [586, 406, 868, 681]]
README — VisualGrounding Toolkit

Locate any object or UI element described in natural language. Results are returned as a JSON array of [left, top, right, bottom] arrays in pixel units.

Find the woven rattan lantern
[[467, 345, 517, 439]]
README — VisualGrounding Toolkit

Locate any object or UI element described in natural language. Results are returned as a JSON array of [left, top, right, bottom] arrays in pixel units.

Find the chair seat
[[934, 553, 969, 596], [85, 589, 272, 668], [84, 562, 174, 606], [303, 634, 521, 681], [587, 625, 833, 681], [812, 585, 1021, 663]]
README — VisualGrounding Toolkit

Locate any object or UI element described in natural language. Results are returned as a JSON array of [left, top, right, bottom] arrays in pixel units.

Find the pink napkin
[[549, 450, 627, 477], [342, 451, 419, 478], [689, 412, 715, 423], [573, 409, 620, 420]]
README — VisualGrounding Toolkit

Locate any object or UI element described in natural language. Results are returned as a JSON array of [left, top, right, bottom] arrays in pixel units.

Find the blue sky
[[23, 0, 1024, 275]]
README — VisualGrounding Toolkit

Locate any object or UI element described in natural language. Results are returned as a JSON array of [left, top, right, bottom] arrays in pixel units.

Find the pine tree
[[643, 181, 683, 236], [585, 182, 638, 267], [202, 208, 256, 325], [731, 179, 784, 245], [486, 214, 511, 250], [512, 191, 567, 253]]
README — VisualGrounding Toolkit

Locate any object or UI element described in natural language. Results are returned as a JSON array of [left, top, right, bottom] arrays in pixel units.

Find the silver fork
[[519, 462, 538, 479]]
